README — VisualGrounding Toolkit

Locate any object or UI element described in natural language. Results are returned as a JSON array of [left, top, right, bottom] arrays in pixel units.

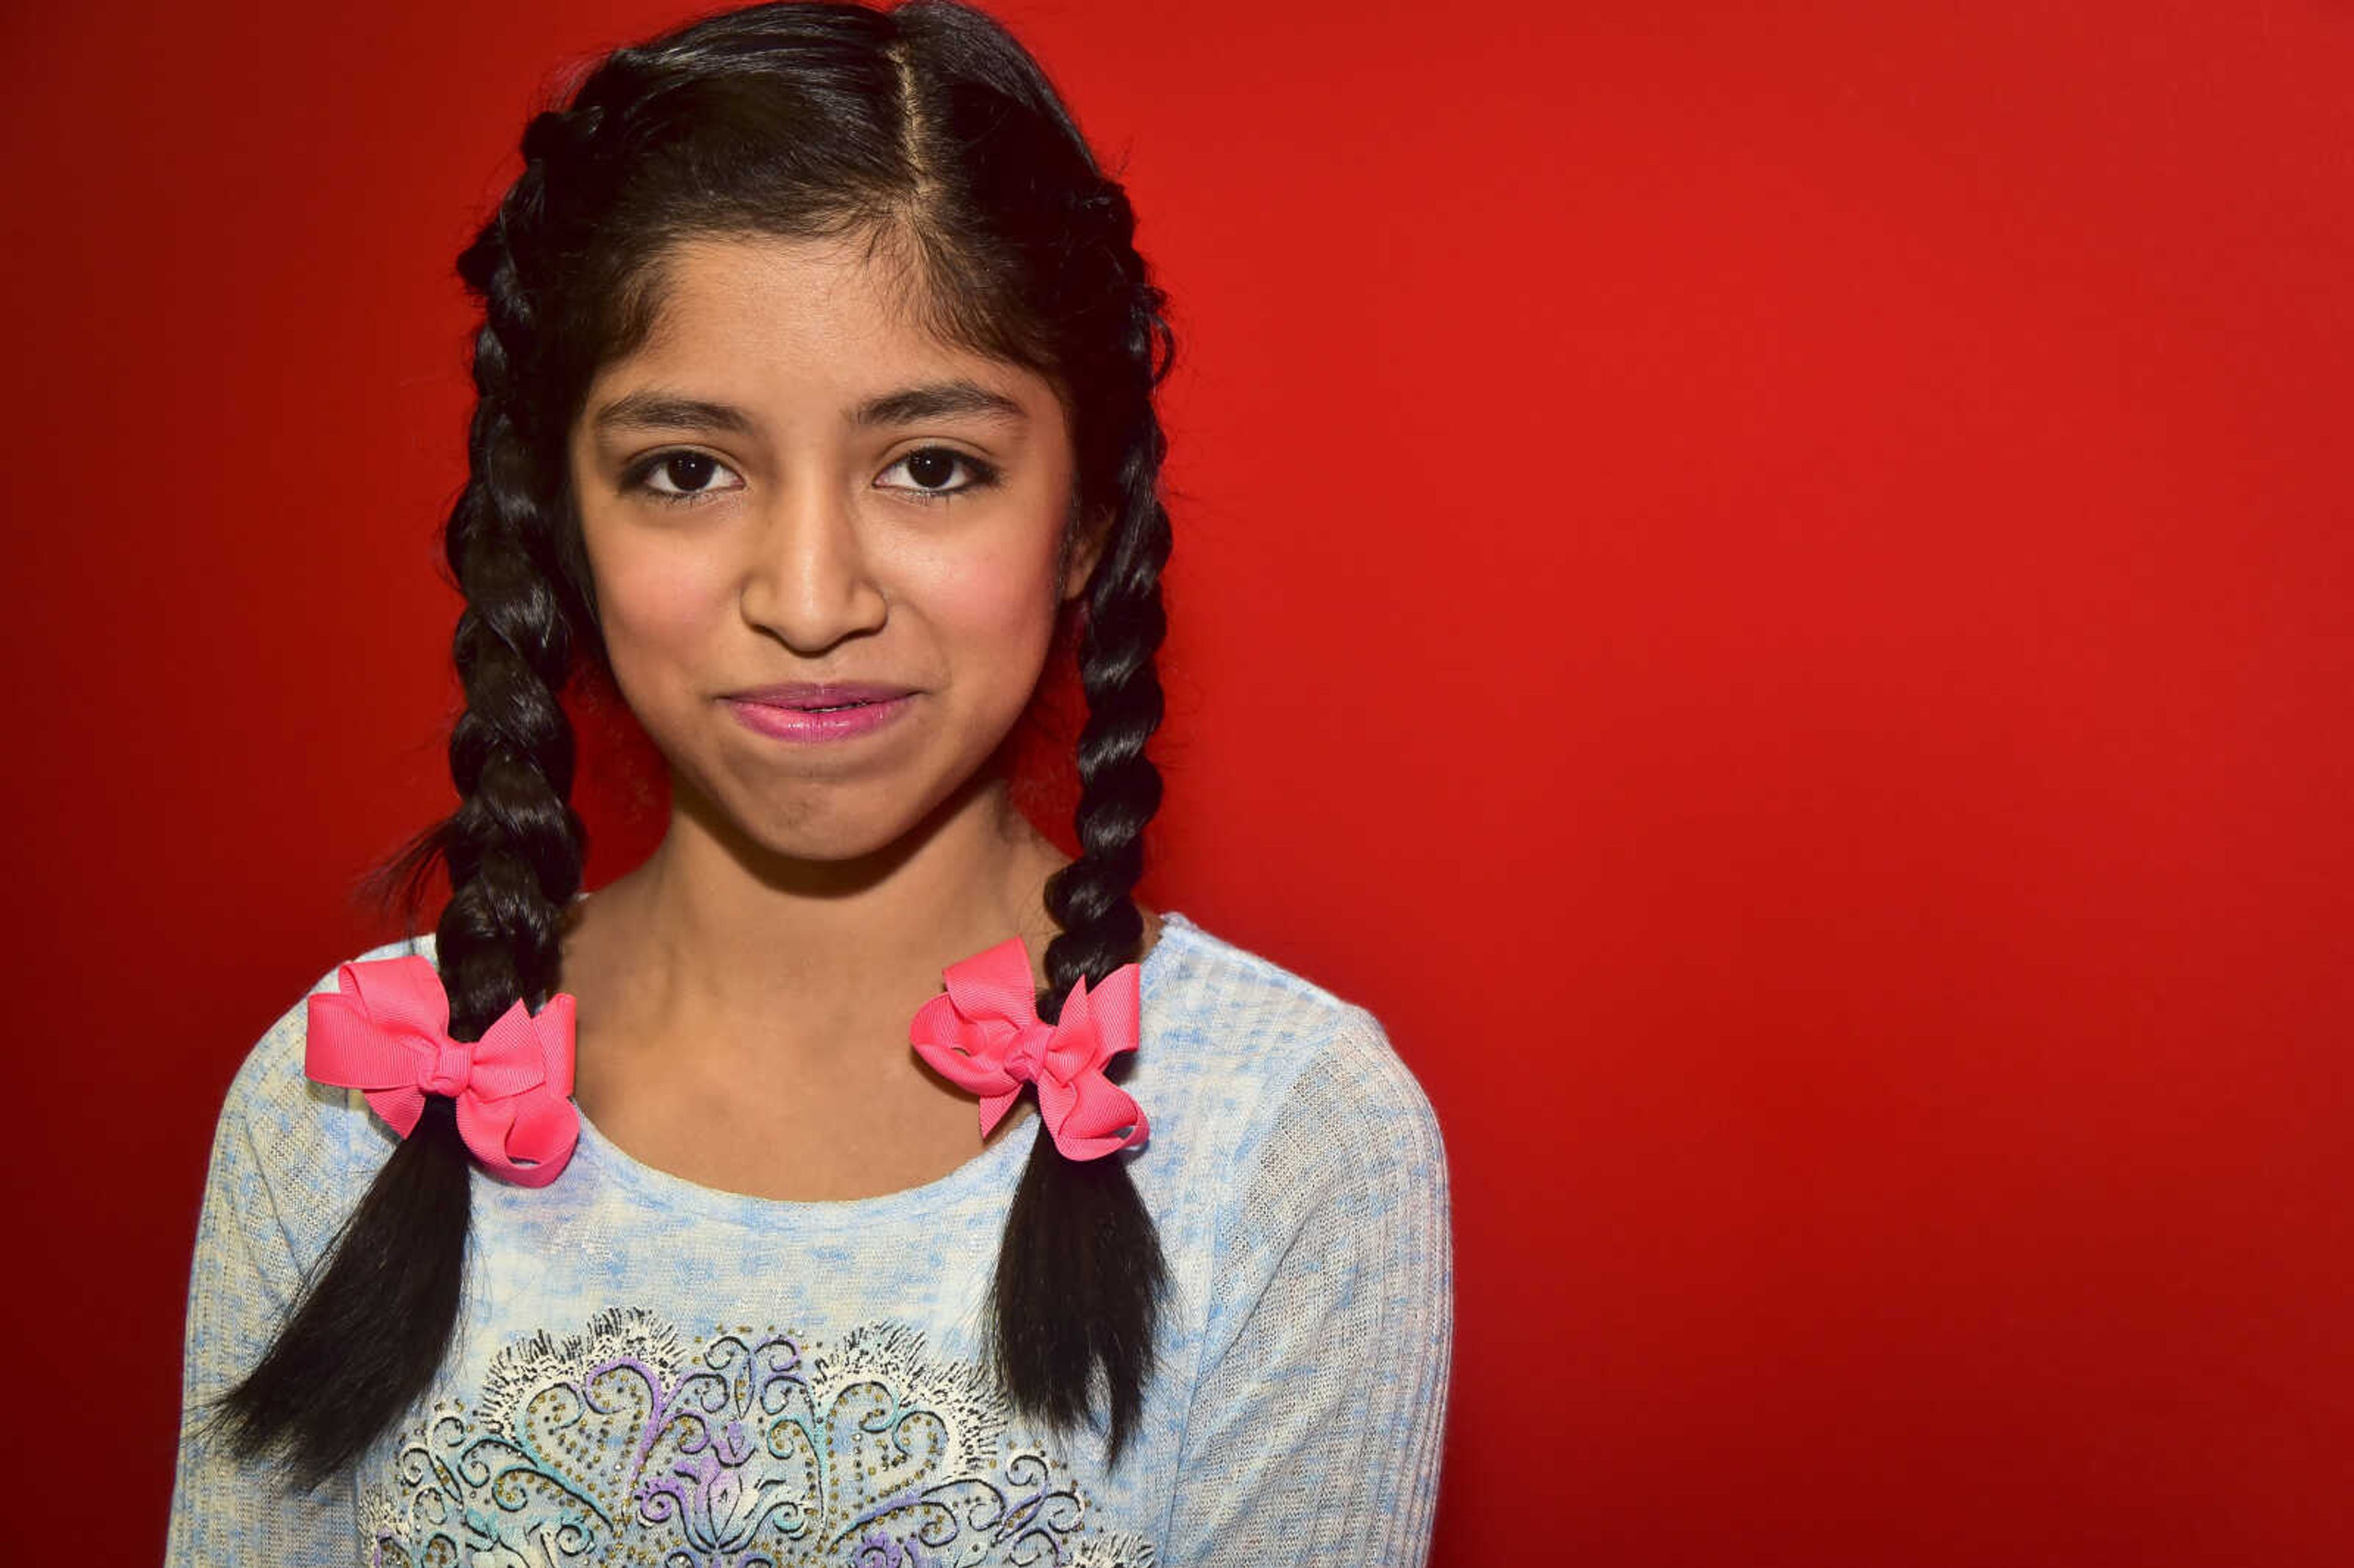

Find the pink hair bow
[[305, 955, 580, 1188], [910, 938, 1148, 1161]]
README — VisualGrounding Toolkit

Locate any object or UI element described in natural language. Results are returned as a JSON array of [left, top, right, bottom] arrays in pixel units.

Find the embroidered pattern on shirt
[[361, 1307, 1152, 1566]]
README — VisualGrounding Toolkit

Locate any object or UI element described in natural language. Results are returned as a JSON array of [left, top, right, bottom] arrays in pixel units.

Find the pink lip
[[723, 682, 916, 744]]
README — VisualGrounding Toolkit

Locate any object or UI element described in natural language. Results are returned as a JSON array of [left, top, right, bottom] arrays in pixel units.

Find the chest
[[571, 1015, 1026, 1201]]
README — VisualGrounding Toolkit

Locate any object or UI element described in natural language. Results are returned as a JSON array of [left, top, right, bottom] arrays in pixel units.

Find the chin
[[750, 813, 914, 866], [692, 765, 977, 872]]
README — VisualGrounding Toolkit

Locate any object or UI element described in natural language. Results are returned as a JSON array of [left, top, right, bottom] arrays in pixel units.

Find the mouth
[[721, 683, 918, 744], [725, 682, 918, 710]]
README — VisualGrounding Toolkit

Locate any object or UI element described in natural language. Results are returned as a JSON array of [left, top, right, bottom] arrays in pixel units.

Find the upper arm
[[1164, 1007, 1455, 1564], [166, 983, 371, 1565]]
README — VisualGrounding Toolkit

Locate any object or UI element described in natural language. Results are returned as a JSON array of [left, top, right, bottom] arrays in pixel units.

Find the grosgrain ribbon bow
[[305, 956, 580, 1187], [910, 937, 1148, 1161]]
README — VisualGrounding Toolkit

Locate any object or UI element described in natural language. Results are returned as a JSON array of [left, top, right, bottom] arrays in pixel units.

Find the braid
[[991, 268, 1176, 1466], [435, 211, 586, 1033], [1043, 199, 1177, 1002], [215, 158, 585, 1486], [1040, 417, 1171, 997]]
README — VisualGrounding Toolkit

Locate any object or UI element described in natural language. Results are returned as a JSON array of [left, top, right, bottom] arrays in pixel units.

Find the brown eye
[[654, 452, 720, 492], [904, 449, 958, 489], [626, 449, 743, 504], [878, 446, 1002, 502]]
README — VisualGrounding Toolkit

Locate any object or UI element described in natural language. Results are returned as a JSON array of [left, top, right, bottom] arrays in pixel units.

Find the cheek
[[585, 532, 736, 699], [906, 535, 1064, 671]]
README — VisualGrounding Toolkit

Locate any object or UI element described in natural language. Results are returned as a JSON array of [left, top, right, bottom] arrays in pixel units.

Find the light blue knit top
[[167, 912, 1453, 1566]]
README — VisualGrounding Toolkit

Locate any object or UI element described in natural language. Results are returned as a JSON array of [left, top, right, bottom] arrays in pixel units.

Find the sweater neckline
[[557, 911, 1197, 1227]]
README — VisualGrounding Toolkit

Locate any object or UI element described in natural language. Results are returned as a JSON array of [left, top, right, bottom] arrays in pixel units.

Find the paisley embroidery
[[360, 1307, 1152, 1567]]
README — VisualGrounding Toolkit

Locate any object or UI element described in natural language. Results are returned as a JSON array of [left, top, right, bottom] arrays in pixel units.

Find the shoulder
[[207, 936, 432, 1252], [1140, 913, 1446, 1189], [1144, 911, 1428, 1100], [223, 934, 436, 1121]]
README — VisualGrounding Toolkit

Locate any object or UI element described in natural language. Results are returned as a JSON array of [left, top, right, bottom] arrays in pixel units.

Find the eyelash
[[619, 446, 1004, 509]]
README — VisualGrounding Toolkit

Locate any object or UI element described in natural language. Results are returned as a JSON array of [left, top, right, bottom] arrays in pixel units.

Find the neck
[[609, 767, 1068, 1022], [569, 758, 1078, 1050]]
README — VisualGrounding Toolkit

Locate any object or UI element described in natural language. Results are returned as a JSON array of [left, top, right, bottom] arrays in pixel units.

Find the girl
[[167, 2, 1451, 1562]]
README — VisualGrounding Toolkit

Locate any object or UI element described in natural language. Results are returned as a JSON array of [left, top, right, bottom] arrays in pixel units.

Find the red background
[[4, 2, 2348, 1562]]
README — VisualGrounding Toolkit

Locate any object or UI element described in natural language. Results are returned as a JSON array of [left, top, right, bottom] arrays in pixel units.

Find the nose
[[737, 474, 889, 655]]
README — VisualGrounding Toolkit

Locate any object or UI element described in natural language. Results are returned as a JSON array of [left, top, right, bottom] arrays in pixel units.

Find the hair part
[[221, 0, 1175, 1480]]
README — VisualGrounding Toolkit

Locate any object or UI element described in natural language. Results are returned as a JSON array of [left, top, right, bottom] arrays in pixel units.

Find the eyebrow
[[850, 379, 1029, 428], [589, 378, 1029, 438], [590, 392, 755, 438]]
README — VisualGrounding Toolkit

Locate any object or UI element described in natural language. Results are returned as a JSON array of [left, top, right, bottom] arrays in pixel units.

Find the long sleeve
[[1164, 1007, 1455, 1563], [166, 986, 366, 1566]]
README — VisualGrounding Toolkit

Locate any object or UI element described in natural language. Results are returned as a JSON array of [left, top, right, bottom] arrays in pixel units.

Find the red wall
[[4, 2, 2347, 1562]]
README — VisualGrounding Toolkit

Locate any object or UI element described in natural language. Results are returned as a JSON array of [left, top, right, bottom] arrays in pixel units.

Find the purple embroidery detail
[[360, 1309, 1153, 1567]]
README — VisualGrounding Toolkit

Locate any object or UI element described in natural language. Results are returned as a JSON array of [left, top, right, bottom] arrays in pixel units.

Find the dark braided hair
[[218, 0, 1176, 1483]]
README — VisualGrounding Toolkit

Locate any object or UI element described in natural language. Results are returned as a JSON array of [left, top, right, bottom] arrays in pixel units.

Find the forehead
[[598, 231, 1021, 402]]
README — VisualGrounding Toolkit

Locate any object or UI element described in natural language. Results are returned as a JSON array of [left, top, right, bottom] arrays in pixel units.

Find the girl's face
[[567, 232, 1089, 863]]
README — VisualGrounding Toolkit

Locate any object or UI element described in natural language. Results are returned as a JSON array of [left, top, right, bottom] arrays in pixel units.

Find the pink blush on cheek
[[905, 544, 1064, 635], [587, 555, 736, 744], [598, 542, 737, 633], [590, 554, 744, 703]]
